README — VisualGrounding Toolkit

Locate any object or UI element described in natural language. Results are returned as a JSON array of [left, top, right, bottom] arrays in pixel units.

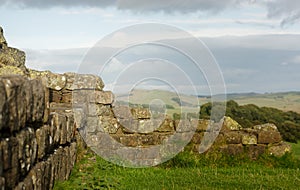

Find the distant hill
[[115, 89, 300, 114], [230, 91, 300, 113]]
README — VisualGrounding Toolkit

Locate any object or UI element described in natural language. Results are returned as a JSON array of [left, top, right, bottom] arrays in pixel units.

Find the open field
[[116, 90, 300, 114], [232, 92, 300, 114]]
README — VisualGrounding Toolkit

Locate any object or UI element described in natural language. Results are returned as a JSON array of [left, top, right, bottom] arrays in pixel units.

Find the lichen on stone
[[0, 26, 28, 75]]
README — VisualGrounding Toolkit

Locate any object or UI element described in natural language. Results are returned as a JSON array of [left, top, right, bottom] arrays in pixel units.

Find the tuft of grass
[[289, 141, 300, 159]]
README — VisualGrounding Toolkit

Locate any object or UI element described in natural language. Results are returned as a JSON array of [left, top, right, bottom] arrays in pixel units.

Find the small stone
[[242, 134, 257, 145], [253, 123, 278, 131], [131, 107, 151, 119], [268, 142, 291, 157], [64, 72, 104, 90], [29, 70, 66, 90], [222, 116, 242, 131]]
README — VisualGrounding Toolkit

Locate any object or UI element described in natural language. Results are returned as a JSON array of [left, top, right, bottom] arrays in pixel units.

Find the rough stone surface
[[0, 27, 27, 75], [253, 123, 278, 131], [196, 119, 211, 131], [268, 142, 291, 157], [224, 131, 243, 144], [64, 72, 104, 90], [255, 123, 282, 144], [156, 117, 175, 132], [131, 107, 151, 119], [29, 70, 66, 91], [258, 130, 282, 144], [220, 144, 244, 156], [242, 134, 257, 145], [0, 27, 6, 46], [247, 145, 266, 159], [222, 116, 242, 131]]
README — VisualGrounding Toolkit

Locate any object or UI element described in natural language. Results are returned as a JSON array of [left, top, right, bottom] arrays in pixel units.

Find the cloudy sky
[[0, 0, 300, 95]]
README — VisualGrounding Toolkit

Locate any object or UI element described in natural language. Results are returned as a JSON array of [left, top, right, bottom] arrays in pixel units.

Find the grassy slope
[[54, 152, 300, 190], [233, 92, 300, 113]]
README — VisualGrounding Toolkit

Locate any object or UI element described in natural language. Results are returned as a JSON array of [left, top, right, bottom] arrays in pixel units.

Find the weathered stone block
[[0, 177, 5, 190], [138, 135, 157, 146], [196, 119, 211, 131], [253, 123, 278, 131], [88, 104, 113, 117], [138, 119, 162, 133], [49, 102, 72, 113], [224, 131, 243, 144], [61, 89, 72, 103], [119, 118, 139, 133], [49, 89, 62, 103], [202, 132, 225, 147], [99, 116, 120, 134], [268, 142, 291, 157], [257, 131, 282, 144], [174, 120, 195, 132], [95, 91, 114, 105], [30, 79, 45, 123], [0, 80, 7, 132], [222, 116, 242, 131], [191, 132, 203, 144], [86, 116, 99, 133], [220, 144, 244, 156], [16, 128, 37, 176], [36, 125, 50, 159], [29, 70, 66, 91], [242, 134, 257, 145], [156, 118, 175, 132], [0, 30, 27, 75], [4, 167, 18, 189], [120, 135, 139, 147], [1, 76, 27, 132], [66, 113, 75, 143], [113, 105, 132, 119], [131, 107, 151, 119], [64, 72, 104, 91], [1, 137, 18, 171], [247, 145, 266, 159], [0, 142, 2, 176]]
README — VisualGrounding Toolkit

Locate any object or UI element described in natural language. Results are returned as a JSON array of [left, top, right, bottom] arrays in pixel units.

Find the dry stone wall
[[0, 26, 292, 189], [0, 75, 77, 190], [0, 71, 292, 189]]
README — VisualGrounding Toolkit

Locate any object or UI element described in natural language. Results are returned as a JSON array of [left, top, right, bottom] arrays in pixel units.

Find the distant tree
[[199, 100, 300, 143]]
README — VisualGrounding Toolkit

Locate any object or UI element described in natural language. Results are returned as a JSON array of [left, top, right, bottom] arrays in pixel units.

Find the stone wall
[[0, 75, 78, 190], [0, 26, 292, 189], [0, 72, 291, 189]]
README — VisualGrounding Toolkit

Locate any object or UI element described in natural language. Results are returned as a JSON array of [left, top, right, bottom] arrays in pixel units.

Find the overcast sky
[[0, 0, 300, 95]]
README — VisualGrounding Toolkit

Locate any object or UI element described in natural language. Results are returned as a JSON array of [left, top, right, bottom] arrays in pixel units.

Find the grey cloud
[[25, 34, 300, 94], [0, 0, 241, 13], [264, 0, 300, 27], [116, 0, 241, 14], [0, 0, 115, 9]]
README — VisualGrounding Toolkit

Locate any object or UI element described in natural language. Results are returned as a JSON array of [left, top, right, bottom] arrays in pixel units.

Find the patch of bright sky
[[0, 3, 300, 50]]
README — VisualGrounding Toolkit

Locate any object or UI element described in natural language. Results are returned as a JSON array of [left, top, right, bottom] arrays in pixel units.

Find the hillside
[[116, 90, 300, 114]]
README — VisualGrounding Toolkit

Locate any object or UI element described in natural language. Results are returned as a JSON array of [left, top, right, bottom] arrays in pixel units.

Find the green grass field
[[54, 144, 300, 190]]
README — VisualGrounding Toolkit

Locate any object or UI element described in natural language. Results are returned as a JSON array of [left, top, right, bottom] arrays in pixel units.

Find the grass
[[54, 148, 300, 190], [289, 141, 300, 159]]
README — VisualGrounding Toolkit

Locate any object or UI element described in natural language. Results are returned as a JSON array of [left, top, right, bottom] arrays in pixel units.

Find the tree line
[[200, 100, 300, 143]]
